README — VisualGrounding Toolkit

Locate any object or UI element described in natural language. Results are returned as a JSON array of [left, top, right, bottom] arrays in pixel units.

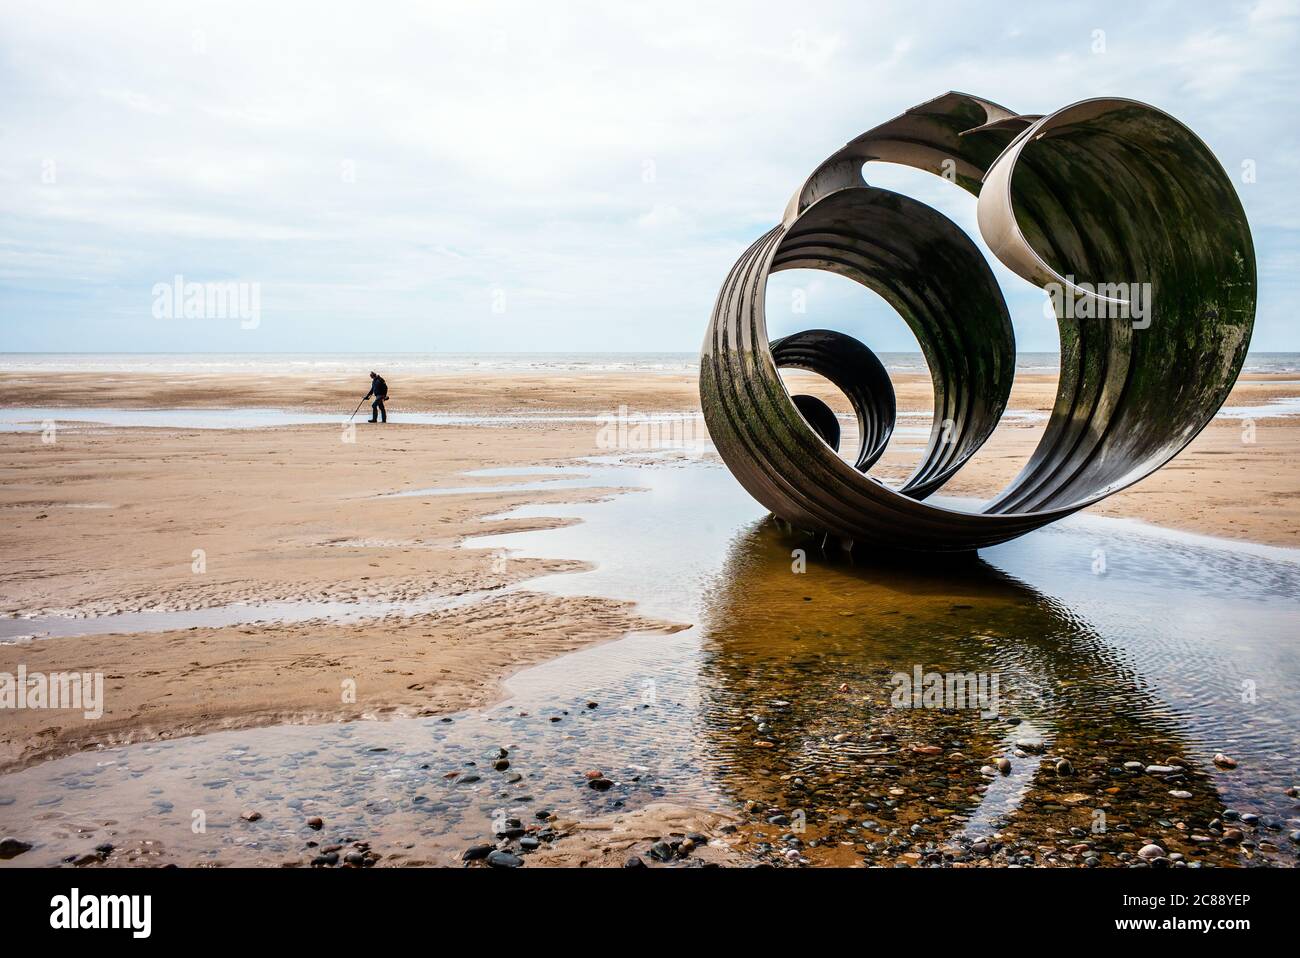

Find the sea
[[1, 351, 1298, 375]]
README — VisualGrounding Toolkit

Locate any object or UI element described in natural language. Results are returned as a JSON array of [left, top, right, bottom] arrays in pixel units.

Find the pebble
[[996, 758, 1011, 774], [1056, 759, 1074, 776], [0, 837, 33, 859], [1137, 843, 1165, 861], [588, 777, 614, 791], [1212, 753, 1238, 769], [241, 811, 262, 822], [624, 855, 646, 867], [486, 850, 523, 868], [462, 844, 493, 861], [1145, 765, 1175, 775], [1168, 790, 1193, 800], [306, 816, 324, 830], [1221, 828, 1243, 845], [649, 840, 675, 862]]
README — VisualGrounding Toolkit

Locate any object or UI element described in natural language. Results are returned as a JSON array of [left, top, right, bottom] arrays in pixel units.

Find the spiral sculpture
[[700, 92, 1255, 553]]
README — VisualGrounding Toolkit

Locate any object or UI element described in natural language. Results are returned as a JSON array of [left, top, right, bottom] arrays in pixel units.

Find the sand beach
[[0, 361, 1296, 871]]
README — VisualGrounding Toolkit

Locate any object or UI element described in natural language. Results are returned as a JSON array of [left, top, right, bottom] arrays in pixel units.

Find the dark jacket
[[366, 376, 388, 400]]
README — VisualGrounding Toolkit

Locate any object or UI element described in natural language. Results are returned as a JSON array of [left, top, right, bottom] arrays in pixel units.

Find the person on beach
[[364, 371, 389, 423]]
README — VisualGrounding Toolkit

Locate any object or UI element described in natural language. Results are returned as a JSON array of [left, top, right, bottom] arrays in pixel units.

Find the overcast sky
[[1, 0, 1297, 354]]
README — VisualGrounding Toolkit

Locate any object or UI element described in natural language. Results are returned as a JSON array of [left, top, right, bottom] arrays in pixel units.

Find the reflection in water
[[0, 458, 1295, 867], [694, 519, 1288, 865]]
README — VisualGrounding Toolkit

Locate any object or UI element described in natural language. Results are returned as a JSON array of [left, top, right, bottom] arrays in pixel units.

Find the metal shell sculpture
[[700, 92, 1255, 553]]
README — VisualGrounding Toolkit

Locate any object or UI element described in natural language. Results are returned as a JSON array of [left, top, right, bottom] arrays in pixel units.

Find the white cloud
[[0, 0, 1296, 351], [635, 203, 688, 229]]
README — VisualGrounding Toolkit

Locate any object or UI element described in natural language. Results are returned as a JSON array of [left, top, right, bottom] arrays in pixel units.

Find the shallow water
[[0, 407, 706, 432], [0, 592, 494, 644], [0, 456, 1296, 867], [3, 351, 1296, 375], [1215, 396, 1300, 419], [5, 398, 1288, 436]]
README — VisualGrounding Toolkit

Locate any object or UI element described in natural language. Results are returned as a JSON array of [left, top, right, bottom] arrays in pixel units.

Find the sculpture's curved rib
[[700, 92, 1255, 553], [770, 329, 895, 471]]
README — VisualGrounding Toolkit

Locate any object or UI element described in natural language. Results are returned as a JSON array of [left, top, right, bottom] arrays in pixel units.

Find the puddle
[[0, 458, 1297, 867], [0, 591, 495, 644], [1214, 396, 1300, 419], [379, 473, 627, 500]]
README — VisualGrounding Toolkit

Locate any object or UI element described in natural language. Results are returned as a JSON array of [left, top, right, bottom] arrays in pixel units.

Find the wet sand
[[0, 409, 688, 770], [0, 368, 1297, 866]]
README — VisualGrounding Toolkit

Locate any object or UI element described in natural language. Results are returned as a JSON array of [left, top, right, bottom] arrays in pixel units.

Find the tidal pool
[[0, 457, 1296, 867]]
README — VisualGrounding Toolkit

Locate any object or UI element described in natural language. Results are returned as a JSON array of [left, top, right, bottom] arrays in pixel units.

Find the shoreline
[[3, 368, 1297, 544]]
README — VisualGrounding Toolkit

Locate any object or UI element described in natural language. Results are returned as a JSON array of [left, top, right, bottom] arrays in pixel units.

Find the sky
[[0, 0, 1297, 354]]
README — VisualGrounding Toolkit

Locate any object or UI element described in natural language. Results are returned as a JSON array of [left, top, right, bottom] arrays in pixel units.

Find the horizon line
[[1, 349, 1298, 357]]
